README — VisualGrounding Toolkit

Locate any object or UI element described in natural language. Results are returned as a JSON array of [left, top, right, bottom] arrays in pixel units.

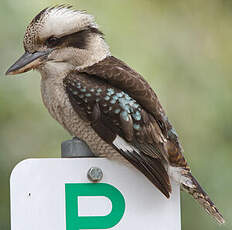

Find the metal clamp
[[61, 137, 94, 158]]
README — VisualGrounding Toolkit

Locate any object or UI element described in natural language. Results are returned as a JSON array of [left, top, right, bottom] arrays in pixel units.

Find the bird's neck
[[77, 34, 111, 70], [38, 61, 74, 81]]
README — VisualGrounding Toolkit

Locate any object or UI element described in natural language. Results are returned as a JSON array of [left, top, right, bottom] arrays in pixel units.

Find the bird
[[6, 5, 224, 224]]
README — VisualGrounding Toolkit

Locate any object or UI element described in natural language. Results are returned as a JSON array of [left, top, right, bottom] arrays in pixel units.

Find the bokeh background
[[0, 0, 231, 229]]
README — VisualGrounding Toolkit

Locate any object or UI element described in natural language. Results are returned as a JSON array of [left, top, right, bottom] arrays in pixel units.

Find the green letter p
[[65, 183, 125, 230]]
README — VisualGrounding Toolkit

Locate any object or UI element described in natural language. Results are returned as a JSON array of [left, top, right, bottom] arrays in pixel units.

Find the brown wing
[[64, 72, 172, 197], [80, 56, 164, 122], [80, 56, 188, 168]]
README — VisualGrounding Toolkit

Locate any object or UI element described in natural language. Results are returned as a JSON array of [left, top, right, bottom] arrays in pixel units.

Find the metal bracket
[[61, 137, 95, 158]]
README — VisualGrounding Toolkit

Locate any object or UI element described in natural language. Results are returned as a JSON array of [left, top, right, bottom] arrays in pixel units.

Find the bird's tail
[[180, 171, 225, 224]]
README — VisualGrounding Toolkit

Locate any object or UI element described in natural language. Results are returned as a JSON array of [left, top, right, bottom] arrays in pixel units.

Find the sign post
[[10, 139, 181, 230]]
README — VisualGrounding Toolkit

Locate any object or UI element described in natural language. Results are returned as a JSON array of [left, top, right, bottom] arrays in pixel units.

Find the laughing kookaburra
[[6, 6, 224, 224]]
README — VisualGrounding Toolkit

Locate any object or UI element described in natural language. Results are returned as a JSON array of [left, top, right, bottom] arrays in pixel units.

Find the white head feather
[[39, 7, 98, 39]]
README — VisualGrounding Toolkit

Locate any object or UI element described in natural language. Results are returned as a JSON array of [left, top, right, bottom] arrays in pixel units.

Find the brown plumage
[[64, 68, 172, 197], [6, 6, 224, 225], [80, 56, 188, 167], [64, 56, 224, 223]]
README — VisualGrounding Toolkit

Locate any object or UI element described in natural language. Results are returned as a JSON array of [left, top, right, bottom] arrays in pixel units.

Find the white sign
[[10, 158, 181, 230]]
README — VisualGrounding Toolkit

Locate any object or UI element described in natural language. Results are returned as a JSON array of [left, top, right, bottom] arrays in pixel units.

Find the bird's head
[[6, 6, 110, 76]]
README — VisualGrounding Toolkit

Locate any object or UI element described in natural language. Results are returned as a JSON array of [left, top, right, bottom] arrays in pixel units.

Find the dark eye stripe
[[62, 30, 88, 49], [46, 27, 103, 49]]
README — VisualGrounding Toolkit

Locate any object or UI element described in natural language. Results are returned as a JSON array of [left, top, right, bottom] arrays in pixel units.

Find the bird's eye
[[46, 37, 60, 47]]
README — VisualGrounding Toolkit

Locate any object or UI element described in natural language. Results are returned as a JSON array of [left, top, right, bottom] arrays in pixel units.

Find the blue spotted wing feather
[[64, 72, 166, 153], [80, 56, 188, 168], [64, 71, 172, 197]]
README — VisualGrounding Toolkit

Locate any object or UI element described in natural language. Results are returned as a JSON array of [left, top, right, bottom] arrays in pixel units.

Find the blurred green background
[[0, 0, 231, 229]]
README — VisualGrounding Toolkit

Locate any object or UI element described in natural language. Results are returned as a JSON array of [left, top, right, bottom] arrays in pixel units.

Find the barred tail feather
[[181, 172, 225, 224]]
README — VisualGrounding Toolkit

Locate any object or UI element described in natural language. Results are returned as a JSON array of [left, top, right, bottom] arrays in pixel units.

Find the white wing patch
[[39, 6, 97, 39], [113, 135, 140, 154]]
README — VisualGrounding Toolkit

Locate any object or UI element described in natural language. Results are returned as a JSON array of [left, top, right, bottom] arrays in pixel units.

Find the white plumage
[[39, 7, 97, 39], [113, 135, 140, 154]]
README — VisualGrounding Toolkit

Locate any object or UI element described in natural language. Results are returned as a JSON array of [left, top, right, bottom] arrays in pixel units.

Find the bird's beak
[[5, 50, 50, 75]]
